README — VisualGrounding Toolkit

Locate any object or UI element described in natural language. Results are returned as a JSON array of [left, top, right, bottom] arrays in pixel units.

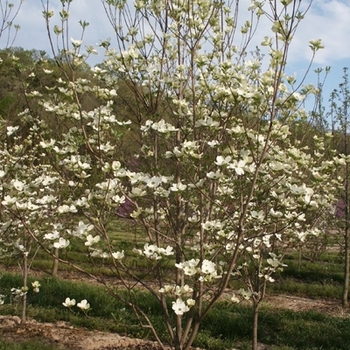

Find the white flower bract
[[77, 299, 90, 310], [63, 297, 76, 308], [172, 298, 189, 315]]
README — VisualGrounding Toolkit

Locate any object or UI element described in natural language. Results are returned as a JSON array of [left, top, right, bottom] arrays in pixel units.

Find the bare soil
[[0, 315, 165, 350]]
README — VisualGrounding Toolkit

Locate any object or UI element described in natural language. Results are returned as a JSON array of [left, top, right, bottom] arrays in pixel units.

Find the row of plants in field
[[0, 270, 349, 350], [1, 224, 345, 281]]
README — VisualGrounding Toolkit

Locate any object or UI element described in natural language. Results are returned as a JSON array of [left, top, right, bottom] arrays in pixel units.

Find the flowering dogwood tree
[[0, 0, 343, 348], [328, 68, 350, 308], [0, 116, 54, 322]]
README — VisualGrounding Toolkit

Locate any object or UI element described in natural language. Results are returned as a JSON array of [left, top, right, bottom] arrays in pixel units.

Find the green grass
[[1, 272, 349, 350], [198, 302, 350, 350], [1, 225, 160, 280], [281, 257, 344, 284], [259, 251, 345, 300], [0, 272, 165, 339], [270, 277, 342, 299], [0, 339, 61, 350]]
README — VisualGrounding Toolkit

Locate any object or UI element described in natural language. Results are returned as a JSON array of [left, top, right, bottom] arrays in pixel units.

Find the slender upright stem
[[21, 252, 28, 324]]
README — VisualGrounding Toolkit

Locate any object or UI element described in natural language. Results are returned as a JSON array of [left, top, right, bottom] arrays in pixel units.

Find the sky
[[3, 0, 350, 109]]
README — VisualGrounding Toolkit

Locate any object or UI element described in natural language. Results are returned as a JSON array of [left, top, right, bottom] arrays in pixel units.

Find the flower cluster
[[31, 281, 41, 293], [43, 224, 70, 249], [10, 281, 41, 298], [175, 259, 221, 282], [63, 297, 90, 312], [133, 243, 174, 260], [231, 288, 254, 303], [159, 284, 195, 316], [44, 232, 70, 250]]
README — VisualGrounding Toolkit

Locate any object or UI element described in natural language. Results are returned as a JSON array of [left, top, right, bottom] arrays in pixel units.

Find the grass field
[[0, 272, 349, 350], [0, 221, 348, 350]]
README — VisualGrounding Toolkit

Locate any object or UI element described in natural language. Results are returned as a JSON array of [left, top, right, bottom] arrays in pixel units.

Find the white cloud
[[13, 0, 112, 61], [289, 0, 350, 64], [5, 0, 350, 70]]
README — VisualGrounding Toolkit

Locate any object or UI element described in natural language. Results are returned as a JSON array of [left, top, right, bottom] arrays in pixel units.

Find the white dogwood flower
[[32, 281, 41, 293], [7, 126, 19, 136], [53, 237, 70, 249], [172, 298, 189, 315], [231, 293, 240, 303], [186, 298, 195, 307], [12, 179, 25, 192], [85, 234, 100, 246], [77, 299, 90, 310], [201, 259, 216, 275], [62, 297, 76, 308], [44, 231, 60, 240], [71, 37, 83, 47], [75, 221, 94, 236], [175, 259, 199, 276], [238, 288, 252, 300], [112, 251, 125, 260]]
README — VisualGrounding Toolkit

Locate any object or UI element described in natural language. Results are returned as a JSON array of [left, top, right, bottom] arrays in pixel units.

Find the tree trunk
[[52, 248, 59, 277], [21, 253, 28, 323], [252, 302, 260, 350], [342, 225, 349, 308], [341, 68, 350, 309], [342, 148, 349, 308]]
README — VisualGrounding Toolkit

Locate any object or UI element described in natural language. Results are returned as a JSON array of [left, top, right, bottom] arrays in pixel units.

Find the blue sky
[[5, 0, 350, 107]]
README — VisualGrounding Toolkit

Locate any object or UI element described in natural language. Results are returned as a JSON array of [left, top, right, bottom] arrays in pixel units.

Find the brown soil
[[264, 294, 347, 317], [0, 315, 165, 350]]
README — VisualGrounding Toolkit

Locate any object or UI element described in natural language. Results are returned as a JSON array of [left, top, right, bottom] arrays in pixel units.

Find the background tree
[[286, 67, 341, 268], [328, 67, 350, 309]]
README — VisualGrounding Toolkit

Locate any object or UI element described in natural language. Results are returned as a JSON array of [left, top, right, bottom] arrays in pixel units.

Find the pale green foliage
[[0, 0, 342, 349]]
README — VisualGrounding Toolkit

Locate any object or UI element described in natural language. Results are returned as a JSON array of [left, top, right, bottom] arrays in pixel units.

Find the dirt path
[[0, 315, 166, 350], [264, 293, 346, 317]]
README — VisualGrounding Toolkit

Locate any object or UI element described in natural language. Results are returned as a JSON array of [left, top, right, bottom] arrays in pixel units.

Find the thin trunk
[[174, 342, 182, 350], [52, 248, 59, 277], [343, 225, 349, 308], [21, 253, 28, 323], [252, 302, 259, 350], [342, 93, 349, 308]]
